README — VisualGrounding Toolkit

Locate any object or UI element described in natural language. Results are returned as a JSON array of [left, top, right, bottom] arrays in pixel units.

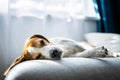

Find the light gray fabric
[[5, 58, 120, 80]]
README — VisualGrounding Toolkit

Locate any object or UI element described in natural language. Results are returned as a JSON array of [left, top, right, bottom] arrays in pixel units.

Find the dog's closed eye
[[40, 40, 45, 45]]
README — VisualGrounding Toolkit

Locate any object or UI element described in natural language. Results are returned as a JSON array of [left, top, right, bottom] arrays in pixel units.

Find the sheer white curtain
[[8, 0, 99, 39], [0, 0, 99, 79], [10, 0, 99, 20]]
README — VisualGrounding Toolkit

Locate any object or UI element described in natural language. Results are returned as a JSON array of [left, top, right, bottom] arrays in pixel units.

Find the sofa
[[4, 32, 120, 80], [4, 58, 120, 80]]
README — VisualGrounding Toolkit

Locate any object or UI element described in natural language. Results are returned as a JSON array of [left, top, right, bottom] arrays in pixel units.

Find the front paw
[[100, 46, 108, 57], [94, 46, 108, 57], [112, 53, 120, 57]]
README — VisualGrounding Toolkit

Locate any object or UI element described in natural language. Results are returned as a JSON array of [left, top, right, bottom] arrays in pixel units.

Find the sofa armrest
[[5, 58, 120, 80]]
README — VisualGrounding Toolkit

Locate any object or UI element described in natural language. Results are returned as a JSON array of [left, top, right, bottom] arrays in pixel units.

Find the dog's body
[[49, 37, 107, 57], [3, 34, 120, 76]]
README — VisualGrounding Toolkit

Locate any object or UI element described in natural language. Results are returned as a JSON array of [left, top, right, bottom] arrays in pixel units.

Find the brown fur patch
[[3, 34, 50, 76]]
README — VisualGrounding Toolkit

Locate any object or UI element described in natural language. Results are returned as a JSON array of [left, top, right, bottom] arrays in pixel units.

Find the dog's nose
[[50, 49, 62, 59]]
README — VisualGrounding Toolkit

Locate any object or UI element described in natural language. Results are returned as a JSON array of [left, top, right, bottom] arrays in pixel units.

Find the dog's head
[[23, 34, 63, 59]]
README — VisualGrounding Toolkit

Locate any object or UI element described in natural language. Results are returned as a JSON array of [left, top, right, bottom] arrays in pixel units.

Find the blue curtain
[[96, 0, 120, 34]]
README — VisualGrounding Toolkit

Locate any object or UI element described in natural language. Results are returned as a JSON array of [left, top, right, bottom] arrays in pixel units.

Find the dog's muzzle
[[50, 49, 62, 59]]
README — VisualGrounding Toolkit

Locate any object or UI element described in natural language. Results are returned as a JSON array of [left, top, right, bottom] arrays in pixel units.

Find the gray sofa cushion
[[5, 58, 120, 80]]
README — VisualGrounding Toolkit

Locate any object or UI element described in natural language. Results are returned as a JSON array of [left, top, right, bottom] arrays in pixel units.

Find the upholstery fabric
[[5, 58, 120, 80]]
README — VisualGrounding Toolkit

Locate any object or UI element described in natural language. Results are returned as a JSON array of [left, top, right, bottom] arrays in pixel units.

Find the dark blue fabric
[[96, 0, 120, 34]]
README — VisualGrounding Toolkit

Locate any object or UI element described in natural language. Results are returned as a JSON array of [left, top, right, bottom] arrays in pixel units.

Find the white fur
[[50, 37, 120, 58], [28, 37, 120, 58], [27, 46, 51, 59], [27, 45, 63, 59]]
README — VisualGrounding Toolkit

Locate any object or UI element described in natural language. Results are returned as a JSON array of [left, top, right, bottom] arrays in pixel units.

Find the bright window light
[[10, 0, 100, 20]]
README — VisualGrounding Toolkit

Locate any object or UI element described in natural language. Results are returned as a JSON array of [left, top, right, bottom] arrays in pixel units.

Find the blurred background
[[0, 0, 120, 79]]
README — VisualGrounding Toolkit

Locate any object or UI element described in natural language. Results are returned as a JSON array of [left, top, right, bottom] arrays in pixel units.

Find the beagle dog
[[3, 34, 120, 76]]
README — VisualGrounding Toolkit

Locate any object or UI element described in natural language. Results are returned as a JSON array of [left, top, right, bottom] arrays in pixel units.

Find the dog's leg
[[3, 56, 26, 76], [106, 51, 120, 57], [71, 46, 108, 58], [112, 52, 120, 57]]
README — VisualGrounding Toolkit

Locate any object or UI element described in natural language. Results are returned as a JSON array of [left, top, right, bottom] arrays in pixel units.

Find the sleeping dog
[[3, 34, 120, 76]]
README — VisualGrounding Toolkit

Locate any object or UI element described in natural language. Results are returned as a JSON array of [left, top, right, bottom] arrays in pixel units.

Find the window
[[10, 0, 100, 20]]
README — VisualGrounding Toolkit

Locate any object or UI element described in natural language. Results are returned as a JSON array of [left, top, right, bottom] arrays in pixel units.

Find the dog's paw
[[112, 52, 120, 57], [94, 46, 108, 57], [104, 50, 120, 57], [99, 46, 108, 57]]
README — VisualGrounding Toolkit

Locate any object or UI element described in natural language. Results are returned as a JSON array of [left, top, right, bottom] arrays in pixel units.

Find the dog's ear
[[3, 56, 29, 77], [29, 34, 50, 43]]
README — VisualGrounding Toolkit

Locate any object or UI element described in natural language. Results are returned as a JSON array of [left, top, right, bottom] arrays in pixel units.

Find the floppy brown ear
[[29, 34, 50, 43], [3, 56, 26, 77]]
